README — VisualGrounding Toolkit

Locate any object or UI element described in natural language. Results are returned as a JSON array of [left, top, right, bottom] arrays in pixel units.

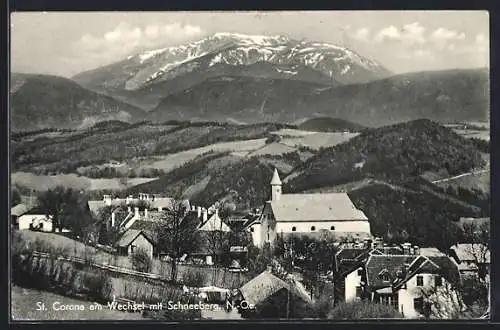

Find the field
[[144, 138, 267, 171], [11, 286, 147, 321], [271, 129, 360, 149], [11, 172, 157, 191], [453, 129, 490, 141], [15, 231, 249, 289], [433, 170, 490, 194]]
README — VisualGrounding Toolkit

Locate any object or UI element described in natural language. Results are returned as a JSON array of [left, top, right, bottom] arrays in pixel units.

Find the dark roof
[[335, 248, 371, 277], [115, 229, 155, 248], [365, 255, 420, 289]]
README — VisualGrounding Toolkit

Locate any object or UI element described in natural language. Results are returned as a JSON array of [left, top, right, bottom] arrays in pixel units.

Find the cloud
[[352, 27, 370, 41], [429, 27, 465, 49], [374, 22, 426, 46], [374, 25, 400, 42], [74, 22, 204, 59]]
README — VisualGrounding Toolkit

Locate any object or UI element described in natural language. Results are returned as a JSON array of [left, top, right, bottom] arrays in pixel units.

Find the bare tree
[[417, 281, 465, 319], [155, 200, 201, 282], [461, 221, 490, 282]]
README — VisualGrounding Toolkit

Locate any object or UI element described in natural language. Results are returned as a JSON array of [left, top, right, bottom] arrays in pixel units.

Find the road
[[431, 169, 489, 184]]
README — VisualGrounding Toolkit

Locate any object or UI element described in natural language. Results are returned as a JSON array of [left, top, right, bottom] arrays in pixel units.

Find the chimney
[[202, 209, 208, 222], [127, 206, 132, 213], [197, 206, 202, 218], [413, 245, 420, 255], [134, 207, 139, 218], [144, 194, 149, 201], [158, 206, 162, 212], [191, 205, 195, 211], [103, 195, 112, 206], [111, 212, 116, 227], [266, 265, 273, 272], [403, 242, 412, 255], [215, 209, 219, 217], [144, 208, 148, 218], [374, 237, 383, 249]]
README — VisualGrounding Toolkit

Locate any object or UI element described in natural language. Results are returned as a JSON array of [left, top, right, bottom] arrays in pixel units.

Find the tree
[[37, 186, 81, 233], [461, 221, 490, 282], [155, 200, 201, 282], [417, 281, 467, 319], [11, 187, 21, 206], [130, 247, 152, 273]]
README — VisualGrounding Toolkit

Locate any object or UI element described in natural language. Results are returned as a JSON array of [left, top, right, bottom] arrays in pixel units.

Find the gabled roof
[[115, 229, 155, 248], [268, 193, 368, 222], [335, 248, 372, 277], [198, 213, 231, 232], [450, 244, 490, 263], [365, 255, 419, 289], [419, 247, 447, 257], [11, 203, 32, 217], [239, 271, 311, 306]]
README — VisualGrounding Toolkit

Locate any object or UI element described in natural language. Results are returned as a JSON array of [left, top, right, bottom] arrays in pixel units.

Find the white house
[[115, 229, 155, 259], [247, 169, 371, 248], [365, 253, 461, 319]]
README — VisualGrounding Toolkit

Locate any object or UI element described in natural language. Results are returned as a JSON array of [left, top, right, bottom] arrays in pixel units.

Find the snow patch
[[138, 48, 167, 63]]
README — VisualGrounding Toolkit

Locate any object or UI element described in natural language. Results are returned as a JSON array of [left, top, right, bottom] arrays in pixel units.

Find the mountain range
[[11, 32, 490, 130], [10, 73, 146, 131]]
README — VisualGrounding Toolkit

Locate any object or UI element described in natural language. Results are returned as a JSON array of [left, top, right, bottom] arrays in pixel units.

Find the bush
[[82, 270, 114, 303], [130, 248, 152, 273], [328, 300, 404, 319], [182, 269, 207, 287]]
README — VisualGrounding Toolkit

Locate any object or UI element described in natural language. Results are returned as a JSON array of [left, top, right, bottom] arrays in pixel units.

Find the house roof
[[419, 247, 447, 257], [11, 203, 32, 217], [268, 193, 368, 222], [335, 248, 372, 277], [365, 255, 420, 289], [239, 271, 310, 306], [451, 244, 490, 263], [115, 229, 154, 248], [198, 213, 231, 232]]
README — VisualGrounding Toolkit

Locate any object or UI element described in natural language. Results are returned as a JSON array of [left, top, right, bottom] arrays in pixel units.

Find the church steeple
[[270, 168, 282, 201]]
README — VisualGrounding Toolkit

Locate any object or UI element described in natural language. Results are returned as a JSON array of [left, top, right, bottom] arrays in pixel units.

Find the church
[[247, 169, 372, 247]]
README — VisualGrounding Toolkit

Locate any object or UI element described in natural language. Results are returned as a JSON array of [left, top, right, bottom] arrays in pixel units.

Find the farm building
[[115, 229, 155, 259], [234, 269, 312, 318], [11, 203, 55, 232], [247, 168, 371, 247]]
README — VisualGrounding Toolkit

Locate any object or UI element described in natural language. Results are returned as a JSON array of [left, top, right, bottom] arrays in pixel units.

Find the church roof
[[269, 193, 368, 222], [270, 168, 282, 185]]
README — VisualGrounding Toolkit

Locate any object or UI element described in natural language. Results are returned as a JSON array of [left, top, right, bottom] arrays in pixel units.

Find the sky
[[11, 11, 489, 77]]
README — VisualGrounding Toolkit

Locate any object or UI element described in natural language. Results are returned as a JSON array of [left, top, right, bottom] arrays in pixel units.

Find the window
[[355, 286, 362, 298], [130, 245, 136, 253], [292, 226, 296, 232], [435, 276, 442, 287], [250, 228, 254, 232], [382, 273, 390, 282], [357, 269, 363, 276], [330, 226, 335, 230], [311, 226, 316, 231], [414, 297, 424, 313], [416, 276, 424, 286]]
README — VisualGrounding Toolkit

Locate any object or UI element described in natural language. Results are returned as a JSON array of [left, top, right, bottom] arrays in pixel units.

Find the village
[[10, 168, 490, 320]]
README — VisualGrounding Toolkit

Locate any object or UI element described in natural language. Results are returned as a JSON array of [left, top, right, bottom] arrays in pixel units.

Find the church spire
[[270, 168, 282, 185], [270, 168, 282, 201]]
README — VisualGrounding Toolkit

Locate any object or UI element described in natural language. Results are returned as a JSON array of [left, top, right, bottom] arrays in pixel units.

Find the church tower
[[270, 168, 282, 201]]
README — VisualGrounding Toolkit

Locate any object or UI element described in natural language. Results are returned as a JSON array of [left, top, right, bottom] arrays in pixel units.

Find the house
[[364, 252, 461, 319], [235, 269, 312, 318], [115, 229, 155, 259], [333, 246, 372, 304], [247, 169, 371, 248], [12, 203, 55, 232], [198, 209, 231, 232], [449, 243, 490, 281]]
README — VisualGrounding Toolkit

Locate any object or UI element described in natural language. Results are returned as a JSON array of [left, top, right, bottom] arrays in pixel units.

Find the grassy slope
[[11, 286, 147, 321]]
